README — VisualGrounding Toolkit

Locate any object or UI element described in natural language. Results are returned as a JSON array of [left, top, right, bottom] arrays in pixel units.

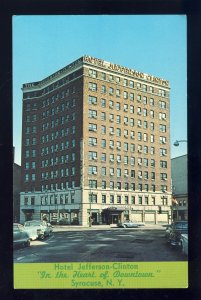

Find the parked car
[[117, 220, 139, 228], [165, 224, 172, 239], [168, 221, 188, 247], [13, 223, 30, 248], [180, 233, 188, 256], [24, 220, 53, 240]]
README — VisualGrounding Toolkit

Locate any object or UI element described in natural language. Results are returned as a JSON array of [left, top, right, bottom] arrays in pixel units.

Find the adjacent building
[[20, 55, 171, 226], [171, 154, 188, 221]]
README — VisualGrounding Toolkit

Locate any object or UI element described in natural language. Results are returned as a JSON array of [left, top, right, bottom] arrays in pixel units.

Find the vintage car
[[180, 233, 188, 255], [13, 223, 30, 248], [168, 221, 188, 247], [24, 220, 53, 240], [117, 220, 140, 228]]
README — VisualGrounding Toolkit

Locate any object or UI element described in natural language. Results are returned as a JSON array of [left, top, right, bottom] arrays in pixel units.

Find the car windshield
[[24, 221, 42, 226], [13, 225, 19, 231], [175, 222, 188, 229]]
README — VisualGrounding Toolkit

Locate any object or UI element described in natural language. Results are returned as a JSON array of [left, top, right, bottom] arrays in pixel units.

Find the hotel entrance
[[101, 207, 124, 225]]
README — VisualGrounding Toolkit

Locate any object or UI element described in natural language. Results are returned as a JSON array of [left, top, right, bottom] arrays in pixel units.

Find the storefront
[[101, 207, 124, 224], [21, 209, 35, 221]]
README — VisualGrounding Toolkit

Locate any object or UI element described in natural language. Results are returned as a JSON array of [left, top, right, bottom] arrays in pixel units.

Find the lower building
[[171, 155, 188, 221]]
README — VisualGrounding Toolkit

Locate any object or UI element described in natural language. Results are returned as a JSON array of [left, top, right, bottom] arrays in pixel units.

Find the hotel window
[[88, 96, 97, 105], [150, 98, 154, 106], [32, 126, 36, 133], [101, 139, 106, 148], [109, 140, 114, 149], [150, 110, 154, 118], [116, 89, 120, 97], [159, 101, 166, 109], [65, 168, 69, 176], [130, 144, 135, 152], [138, 195, 143, 204], [151, 159, 155, 167], [89, 193, 97, 204], [123, 91, 128, 99], [131, 131, 135, 139], [101, 153, 106, 162], [144, 146, 148, 154], [109, 100, 114, 108], [130, 93, 134, 101], [116, 76, 120, 83], [32, 137, 36, 145], [72, 126, 76, 134], [124, 116, 128, 125], [160, 136, 166, 144], [124, 129, 128, 138], [160, 160, 167, 168], [159, 124, 166, 132], [130, 80, 134, 88], [109, 74, 114, 81], [110, 195, 114, 204], [101, 85, 106, 93], [142, 84, 147, 92], [25, 162, 29, 169], [101, 98, 106, 107], [116, 102, 121, 110], [110, 167, 114, 176], [102, 181, 106, 189], [89, 82, 97, 91], [137, 95, 141, 102], [31, 162, 36, 169], [117, 168, 121, 177], [130, 105, 134, 114], [159, 112, 166, 120], [138, 132, 142, 141], [143, 96, 147, 104], [117, 195, 121, 203], [144, 172, 148, 180], [88, 109, 97, 119], [117, 141, 121, 150], [137, 83, 141, 89], [124, 156, 128, 165], [151, 172, 155, 180], [160, 148, 167, 157], [110, 154, 114, 162], [149, 86, 154, 93], [88, 151, 97, 161], [145, 196, 149, 204], [143, 121, 148, 129], [124, 104, 128, 112], [123, 79, 128, 86], [117, 154, 121, 163], [32, 150, 36, 157], [89, 69, 97, 78], [124, 170, 129, 178], [125, 195, 129, 203], [150, 134, 155, 143], [110, 127, 114, 135], [109, 87, 114, 95], [160, 173, 167, 181], [89, 180, 97, 188], [144, 158, 148, 167], [150, 122, 154, 131], [101, 126, 106, 134], [131, 170, 135, 178], [150, 147, 155, 155], [89, 123, 97, 131], [130, 118, 134, 127], [161, 197, 168, 205], [26, 115, 30, 122], [110, 181, 114, 189], [101, 112, 106, 121], [143, 133, 148, 142], [25, 138, 30, 146], [131, 157, 135, 166], [61, 169, 64, 177], [131, 196, 135, 204], [151, 185, 156, 192], [88, 137, 97, 146], [124, 142, 128, 151], [88, 166, 97, 175], [72, 153, 75, 162], [161, 185, 167, 193], [116, 115, 121, 124], [101, 167, 106, 176], [31, 174, 36, 181], [138, 158, 142, 166], [102, 72, 106, 80], [102, 195, 107, 204], [116, 128, 121, 137], [159, 89, 165, 97], [137, 107, 141, 115]]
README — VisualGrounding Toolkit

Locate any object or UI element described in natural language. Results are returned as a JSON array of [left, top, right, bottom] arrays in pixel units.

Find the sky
[[13, 15, 187, 165]]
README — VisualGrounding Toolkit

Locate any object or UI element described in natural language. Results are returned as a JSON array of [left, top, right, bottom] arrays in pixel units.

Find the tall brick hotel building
[[20, 55, 171, 226]]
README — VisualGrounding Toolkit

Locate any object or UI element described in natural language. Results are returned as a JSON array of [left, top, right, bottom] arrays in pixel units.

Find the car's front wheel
[[39, 234, 45, 240]]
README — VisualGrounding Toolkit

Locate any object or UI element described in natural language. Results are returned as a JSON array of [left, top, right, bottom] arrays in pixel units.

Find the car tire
[[24, 240, 30, 247], [123, 224, 127, 228], [40, 234, 45, 240]]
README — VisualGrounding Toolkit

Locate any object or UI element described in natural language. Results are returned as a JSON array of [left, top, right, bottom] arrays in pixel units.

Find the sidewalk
[[53, 223, 166, 232]]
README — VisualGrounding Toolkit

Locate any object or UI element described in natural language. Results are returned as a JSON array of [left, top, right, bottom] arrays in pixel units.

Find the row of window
[[88, 69, 168, 97]]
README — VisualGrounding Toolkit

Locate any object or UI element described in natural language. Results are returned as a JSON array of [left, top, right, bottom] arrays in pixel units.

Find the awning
[[22, 209, 34, 213]]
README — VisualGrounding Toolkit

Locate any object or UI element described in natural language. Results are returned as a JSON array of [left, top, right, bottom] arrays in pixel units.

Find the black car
[[168, 221, 188, 247]]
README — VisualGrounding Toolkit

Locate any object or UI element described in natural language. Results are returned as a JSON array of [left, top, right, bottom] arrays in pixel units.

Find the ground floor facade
[[20, 188, 172, 226]]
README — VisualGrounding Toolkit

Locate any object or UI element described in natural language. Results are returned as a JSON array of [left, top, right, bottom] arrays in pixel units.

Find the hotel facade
[[20, 55, 171, 226]]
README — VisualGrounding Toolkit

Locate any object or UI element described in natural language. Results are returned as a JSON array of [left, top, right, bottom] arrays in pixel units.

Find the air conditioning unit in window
[[138, 150, 142, 153], [110, 145, 114, 149], [117, 159, 121, 163], [124, 174, 128, 177], [110, 158, 114, 162], [138, 175, 142, 179], [110, 172, 114, 176], [138, 162, 142, 166], [92, 157, 97, 161], [117, 146, 121, 150], [131, 135, 135, 139], [92, 171, 97, 175]]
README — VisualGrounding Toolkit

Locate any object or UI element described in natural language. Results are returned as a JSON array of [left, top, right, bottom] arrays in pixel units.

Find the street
[[13, 225, 187, 263]]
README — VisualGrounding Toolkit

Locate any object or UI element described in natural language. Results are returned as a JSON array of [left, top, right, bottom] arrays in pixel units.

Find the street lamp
[[173, 140, 187, 147]]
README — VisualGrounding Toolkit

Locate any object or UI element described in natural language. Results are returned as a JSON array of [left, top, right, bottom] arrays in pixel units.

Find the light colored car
[[117, 220, 139, 228], [180, 234, 188, 256], [24, 220, 53, 240], [13, 223, 30, 248]]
